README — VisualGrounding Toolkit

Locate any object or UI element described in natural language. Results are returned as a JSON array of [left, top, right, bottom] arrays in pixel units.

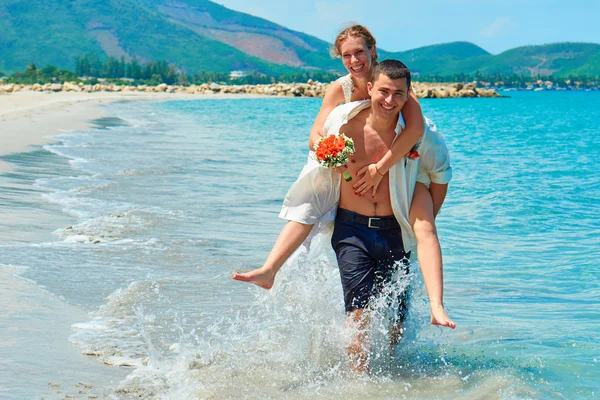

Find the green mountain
[[0, 0, 308, 75], [135, 0, 339, 71], [477, 43, 600, 76], [381, 42, 492, 75], [0, 0, 599, 77], [382, 42, 600, 77]]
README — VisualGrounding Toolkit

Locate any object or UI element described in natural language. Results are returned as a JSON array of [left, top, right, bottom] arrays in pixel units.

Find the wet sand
[[0, 267, 130, 399], [0, 90, 258, 171]]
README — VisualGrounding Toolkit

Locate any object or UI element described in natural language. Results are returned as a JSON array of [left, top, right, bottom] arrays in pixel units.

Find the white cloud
[[481, 17, 517, 38]]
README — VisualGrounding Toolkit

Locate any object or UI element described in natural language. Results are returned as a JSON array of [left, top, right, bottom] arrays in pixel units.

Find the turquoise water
[[0, 91, 598, 399]]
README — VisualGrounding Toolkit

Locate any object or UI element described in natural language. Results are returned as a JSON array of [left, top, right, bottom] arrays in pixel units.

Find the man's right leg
[[232, 221, 313, 289], [331, 213, 378, 374], [345, 308, 369, 374], [409, 183, 455, 328]]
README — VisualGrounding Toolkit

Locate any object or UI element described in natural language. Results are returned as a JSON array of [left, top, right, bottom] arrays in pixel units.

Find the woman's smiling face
[[339, 36, 375, 79]]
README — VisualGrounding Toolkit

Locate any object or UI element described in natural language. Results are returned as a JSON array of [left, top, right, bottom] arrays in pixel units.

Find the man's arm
[[429, 183, 448, 217]]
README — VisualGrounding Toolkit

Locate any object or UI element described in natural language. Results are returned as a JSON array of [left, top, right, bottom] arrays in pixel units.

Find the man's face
[[368, 74, 409, 119]]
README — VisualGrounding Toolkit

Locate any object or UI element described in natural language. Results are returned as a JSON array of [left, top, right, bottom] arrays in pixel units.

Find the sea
[[0, 90, 598, 399]]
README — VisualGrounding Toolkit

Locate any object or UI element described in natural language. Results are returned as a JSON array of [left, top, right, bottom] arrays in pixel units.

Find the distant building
[[230, 70, 245, 80]]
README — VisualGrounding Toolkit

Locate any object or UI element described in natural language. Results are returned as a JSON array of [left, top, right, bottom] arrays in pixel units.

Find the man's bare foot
[[430, 304, 456, 329], [231, 267, 275, 290]]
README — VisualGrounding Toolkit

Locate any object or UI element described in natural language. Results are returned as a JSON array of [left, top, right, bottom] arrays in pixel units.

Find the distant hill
[[381, 42, 600, 77], [0, 0, 599, 77], [0, 0, 308, 75], [478, 43, 600, 76], [136, 0, 339, 71], [381, 42, 492, 75]]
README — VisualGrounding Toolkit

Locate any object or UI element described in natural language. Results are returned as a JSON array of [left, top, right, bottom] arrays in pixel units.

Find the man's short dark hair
[[373, 59, 411, 89]]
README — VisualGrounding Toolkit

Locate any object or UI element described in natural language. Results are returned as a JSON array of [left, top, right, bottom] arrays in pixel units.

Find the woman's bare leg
[[232, 221, 313, 289], [409, 183, 455, 329]]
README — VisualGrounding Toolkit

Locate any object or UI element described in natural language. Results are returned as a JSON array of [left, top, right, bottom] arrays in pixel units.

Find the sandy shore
[[0, 91, 257, 172], [0, 267, 131, 399]]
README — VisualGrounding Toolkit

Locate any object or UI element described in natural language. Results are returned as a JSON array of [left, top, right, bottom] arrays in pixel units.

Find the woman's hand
[[332, 165, 347, 174], [353, 164, 383, 198]]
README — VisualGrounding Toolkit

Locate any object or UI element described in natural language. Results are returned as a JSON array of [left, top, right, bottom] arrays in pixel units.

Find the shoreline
[[0, 266, 130, 399], [0, 91, 261, 172]]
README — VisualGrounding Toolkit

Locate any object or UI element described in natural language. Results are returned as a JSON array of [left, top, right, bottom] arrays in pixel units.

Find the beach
[[0, 91, 236, 172], [0, 267, 131, 399], [0, 91, 598, 399]]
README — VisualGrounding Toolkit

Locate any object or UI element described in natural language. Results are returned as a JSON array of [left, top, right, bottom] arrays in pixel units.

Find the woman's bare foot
[[430, 304, 456, 329], [231, 267, 275, 290]]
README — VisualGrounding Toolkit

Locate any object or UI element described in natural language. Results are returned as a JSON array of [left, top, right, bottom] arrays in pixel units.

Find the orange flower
[[315, 134, 355, 168]]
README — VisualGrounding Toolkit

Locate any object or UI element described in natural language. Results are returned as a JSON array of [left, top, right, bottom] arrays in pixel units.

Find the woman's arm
[[308, 82, 345, 149], [429, 182, 448, 217], [354, 92, 424, 197]]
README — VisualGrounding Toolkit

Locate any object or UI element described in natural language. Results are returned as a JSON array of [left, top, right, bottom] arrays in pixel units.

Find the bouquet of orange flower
[[314, 133, 355, 182]]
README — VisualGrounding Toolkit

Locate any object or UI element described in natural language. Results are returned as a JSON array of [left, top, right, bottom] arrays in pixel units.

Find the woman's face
[[339, 36, 375, 80]]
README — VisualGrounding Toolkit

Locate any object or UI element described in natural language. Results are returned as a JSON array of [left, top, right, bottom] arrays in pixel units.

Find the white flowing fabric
[[279, 100, 452, 252]]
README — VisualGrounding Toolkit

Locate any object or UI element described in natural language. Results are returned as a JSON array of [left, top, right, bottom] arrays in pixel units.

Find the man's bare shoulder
[[340, 108, 369, 136]]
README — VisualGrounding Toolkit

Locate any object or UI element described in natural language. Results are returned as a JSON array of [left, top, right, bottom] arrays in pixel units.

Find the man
[[325, 60, 452, 373]]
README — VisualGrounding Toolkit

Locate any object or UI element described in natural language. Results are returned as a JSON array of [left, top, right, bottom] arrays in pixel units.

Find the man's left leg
[[371, 227, 411, 346]]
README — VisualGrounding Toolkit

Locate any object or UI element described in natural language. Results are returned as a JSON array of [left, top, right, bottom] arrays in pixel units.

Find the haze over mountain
[[1, 0, 599, 77]]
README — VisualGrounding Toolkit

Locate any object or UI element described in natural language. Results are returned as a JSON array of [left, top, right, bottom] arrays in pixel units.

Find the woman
[[233, 24, 454, 329]]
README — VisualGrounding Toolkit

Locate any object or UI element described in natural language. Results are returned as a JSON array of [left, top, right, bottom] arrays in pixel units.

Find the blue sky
[[215, 0, 600, 54]]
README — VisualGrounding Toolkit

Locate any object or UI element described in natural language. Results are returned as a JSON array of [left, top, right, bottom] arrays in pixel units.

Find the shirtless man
[[330, 60, 432, 373]]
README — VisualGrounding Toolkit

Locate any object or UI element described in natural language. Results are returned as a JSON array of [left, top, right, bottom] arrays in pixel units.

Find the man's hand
[[353, 164, 383, 198]]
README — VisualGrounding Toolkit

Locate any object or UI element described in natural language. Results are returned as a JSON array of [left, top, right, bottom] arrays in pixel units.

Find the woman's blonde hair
[[330, 24, 378, 63]]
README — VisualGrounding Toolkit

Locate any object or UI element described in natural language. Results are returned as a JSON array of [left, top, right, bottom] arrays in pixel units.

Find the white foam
[[63, 234, 93, 243]]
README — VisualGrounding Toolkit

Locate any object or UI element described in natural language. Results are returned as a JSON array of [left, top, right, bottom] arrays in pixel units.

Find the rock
[[63, 82, 82, 92], [0, 79, 501, 99], [0, 84, 15, 93], [457, 89, 477, 98], [49, 83, 63, 92]]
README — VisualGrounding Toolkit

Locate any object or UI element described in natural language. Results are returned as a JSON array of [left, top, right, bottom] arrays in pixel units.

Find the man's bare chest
[[347, 126, 395, 164]]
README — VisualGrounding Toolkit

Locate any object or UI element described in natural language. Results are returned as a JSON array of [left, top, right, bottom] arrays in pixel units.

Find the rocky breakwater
[[0, 80, 501, 99], [411, 82, 501, 98]]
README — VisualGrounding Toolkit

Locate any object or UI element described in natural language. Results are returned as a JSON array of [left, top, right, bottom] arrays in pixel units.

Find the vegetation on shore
[[1, 57, 598, 91]]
